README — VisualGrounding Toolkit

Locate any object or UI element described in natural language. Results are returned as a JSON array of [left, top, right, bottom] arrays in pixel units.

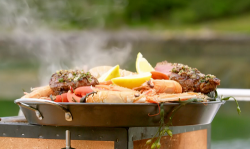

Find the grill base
[[0, 116, 210, 149]]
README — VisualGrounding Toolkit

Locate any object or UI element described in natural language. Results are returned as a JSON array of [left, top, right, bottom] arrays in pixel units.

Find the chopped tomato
[[54, 93, 68, 102], [75, 86, 93, 96], [67, 91, 82, 103]]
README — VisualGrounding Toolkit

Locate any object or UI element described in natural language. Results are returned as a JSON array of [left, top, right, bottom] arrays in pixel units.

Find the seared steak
[[49, 69, 99, 95], [155, 62, 220, 94]]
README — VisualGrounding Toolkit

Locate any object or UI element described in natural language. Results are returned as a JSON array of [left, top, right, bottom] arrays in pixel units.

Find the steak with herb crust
[[49, 70, 99, 95], [155, 61, 220, 94]]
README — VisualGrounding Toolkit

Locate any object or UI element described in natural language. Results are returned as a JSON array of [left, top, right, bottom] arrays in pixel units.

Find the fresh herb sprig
[[207, 90, 241, 115], [147, 90, 241, 148], [146, 103, 172, 149], [221, 96, 241, 115], [146, 98, 205, 149]]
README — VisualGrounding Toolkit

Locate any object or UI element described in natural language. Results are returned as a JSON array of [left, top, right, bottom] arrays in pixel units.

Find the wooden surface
[[0, 137, 114, 149], [134, 129, 207, 149]]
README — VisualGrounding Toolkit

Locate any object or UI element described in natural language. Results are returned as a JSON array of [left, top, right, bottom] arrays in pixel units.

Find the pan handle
[[15, 98, 73, 121]]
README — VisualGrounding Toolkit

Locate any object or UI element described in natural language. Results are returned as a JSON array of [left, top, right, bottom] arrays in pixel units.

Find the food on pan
[[20, 52, 241, 149], [49, 69, 99, 95], [89, 65, 136, 79], [111, 72, 152, 89], [136, 52, 155, 73], [22, 52, 221, 104], [22, 85, 53, 99], [155, 61, 220, 93], [22, 55, 218, 103]]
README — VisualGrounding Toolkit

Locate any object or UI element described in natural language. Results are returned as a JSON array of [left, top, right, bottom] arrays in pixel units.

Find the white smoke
[[0, 0, 132, 85]]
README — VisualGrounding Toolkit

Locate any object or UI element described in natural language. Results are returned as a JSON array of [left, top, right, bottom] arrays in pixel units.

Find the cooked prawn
[[22, 85, 54, 98], [134, 79, 182, 94], [86, 90, 206, 103], [86, 90, 144, 103]]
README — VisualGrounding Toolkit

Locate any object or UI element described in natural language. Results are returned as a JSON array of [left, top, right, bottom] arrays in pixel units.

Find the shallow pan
[[15, 98, 224, 127]]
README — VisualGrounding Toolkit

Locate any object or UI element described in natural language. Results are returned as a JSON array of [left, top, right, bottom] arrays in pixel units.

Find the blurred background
[[0, 0, 250, 148]]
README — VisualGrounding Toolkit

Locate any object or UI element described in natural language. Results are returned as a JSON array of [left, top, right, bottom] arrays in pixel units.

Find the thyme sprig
[[221, 96, 241, 115], [207, 90, 241, 115], [147, 90, 241, 148], [146, 103, 172, 149], [146, 98, 204, 149]]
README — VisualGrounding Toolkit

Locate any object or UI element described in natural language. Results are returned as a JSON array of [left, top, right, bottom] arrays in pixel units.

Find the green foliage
[[4, 0, 250, 29], [211, 101, 250, 141], [22, 0, 119, 29], [125, 0, 250, 24], [0, 100, 19, 117], [212, 114, 250, 141]]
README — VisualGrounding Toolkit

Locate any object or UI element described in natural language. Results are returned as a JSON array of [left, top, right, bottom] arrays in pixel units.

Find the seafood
[[99, 80, 113, 85], [22, 85, 54, 99], [22, 79, 191, 103], [86, 91, 143, 103], [86, 83, 203, 104], [86, 90, 205, 103], [67, 85, 136, 103], [134, 79, 182, 94], [152, 92, 206, 103], [21, 63, 210, 104], [94, 84, 135, 92]]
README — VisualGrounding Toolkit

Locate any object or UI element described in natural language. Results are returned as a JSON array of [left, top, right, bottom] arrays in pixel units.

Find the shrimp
[[94, 84, 135, 92], [154, 92, 206, 103], [86, 90, 206, 103], [86, 90, 145, 103], [134, 79, 182, 94], [22, 85, 54, 98], [86, 80, 201, 103]]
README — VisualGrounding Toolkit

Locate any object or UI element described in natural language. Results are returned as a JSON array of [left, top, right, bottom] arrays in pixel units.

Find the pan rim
[[16, 98, 225, 106]]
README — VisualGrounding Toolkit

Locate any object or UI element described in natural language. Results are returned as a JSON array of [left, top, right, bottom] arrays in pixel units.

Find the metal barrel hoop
[[14, 99, 73, 121]]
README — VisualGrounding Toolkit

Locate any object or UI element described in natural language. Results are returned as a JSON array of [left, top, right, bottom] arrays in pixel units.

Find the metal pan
[[15, 98, 224, 127]]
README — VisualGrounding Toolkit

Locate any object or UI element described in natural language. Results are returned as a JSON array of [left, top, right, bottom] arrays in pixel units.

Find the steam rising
[[0, 0, 132, 85]]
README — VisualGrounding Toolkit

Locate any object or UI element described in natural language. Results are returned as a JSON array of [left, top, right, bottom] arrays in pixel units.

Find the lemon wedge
[[98, 65, 121, 82], [136, 52, 155, 74], [111, 72, 152, 89]]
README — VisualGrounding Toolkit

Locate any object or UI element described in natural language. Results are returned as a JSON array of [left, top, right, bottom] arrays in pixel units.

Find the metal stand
[[0, 116, 211, 149], [62, 130, 75, 149]]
